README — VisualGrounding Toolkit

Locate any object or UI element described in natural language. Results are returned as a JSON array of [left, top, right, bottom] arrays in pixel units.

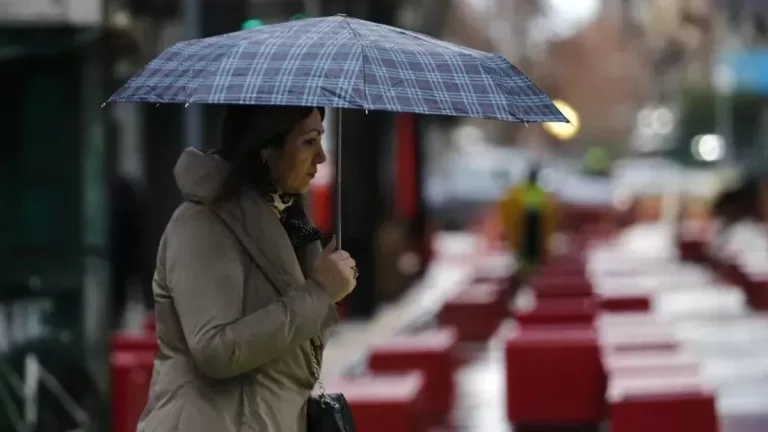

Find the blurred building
[[0, 0, 112, 426], [0, 0, 111, 350], [440, 0, 724, 157], [441, 0, 647, 152], [539, 6, 648, 148], [640, 0, 715, 94]]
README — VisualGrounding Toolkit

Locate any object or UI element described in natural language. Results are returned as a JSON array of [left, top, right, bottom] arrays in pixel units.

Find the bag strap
[[191, 201, 326, 389]]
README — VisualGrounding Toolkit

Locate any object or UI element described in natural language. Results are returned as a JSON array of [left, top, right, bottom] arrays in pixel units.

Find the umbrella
[[107, 14, 566, 245]]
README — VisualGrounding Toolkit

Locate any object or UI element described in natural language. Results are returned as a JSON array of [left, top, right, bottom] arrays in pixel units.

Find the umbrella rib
[[341, 16, 370, 110], [478, 59, 526, 123]]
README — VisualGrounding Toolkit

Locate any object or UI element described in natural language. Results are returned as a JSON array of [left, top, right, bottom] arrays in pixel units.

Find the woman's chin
[[287, 183, 311, 195]]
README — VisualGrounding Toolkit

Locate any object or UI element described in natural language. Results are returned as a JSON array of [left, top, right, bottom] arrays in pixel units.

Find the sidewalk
[[321, 232, 497, 378], [325, 223, 768, 431]]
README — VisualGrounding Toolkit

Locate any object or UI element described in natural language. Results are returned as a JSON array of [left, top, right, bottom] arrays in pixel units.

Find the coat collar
[[213, 189, 319, 294]]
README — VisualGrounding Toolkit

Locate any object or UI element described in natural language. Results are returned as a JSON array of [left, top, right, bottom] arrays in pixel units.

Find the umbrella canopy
[[109, 14, 566, 123]]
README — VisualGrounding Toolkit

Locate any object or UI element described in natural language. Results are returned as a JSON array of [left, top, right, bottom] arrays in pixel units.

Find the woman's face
[[264, 109, 327, 194]]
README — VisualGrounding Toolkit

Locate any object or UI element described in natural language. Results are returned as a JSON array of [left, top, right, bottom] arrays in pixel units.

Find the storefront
[[0, 26, 110, 430]]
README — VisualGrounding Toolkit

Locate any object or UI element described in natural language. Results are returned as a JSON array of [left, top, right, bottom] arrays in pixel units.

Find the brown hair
[[213, 105, 325, 204]]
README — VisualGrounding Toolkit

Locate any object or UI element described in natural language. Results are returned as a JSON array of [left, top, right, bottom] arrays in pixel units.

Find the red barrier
[[597, 292, 651, 312], [515, 297, 597, 327], [505, 328, 605, 425], [714, 259, 747, 287], [111, 332, 158, 353], [599, 327, 680, 353], [438, 283, 506, 342], [142, 313, 156, 333], [536, 258, 587, 279], [111, 351, 154, 432], [324, 374, 428, 432], [679, 237, 707, 262], [608, 375, 718, 432], [602, 350, 700, 378], [367, 328, 458, 423], [529, 275, 593, 299], [745, 276, 768, 310], [596, 312, 659, 328]]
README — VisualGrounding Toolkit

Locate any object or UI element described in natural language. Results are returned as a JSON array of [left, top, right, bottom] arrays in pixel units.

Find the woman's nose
[[316, 146, 327, 164]]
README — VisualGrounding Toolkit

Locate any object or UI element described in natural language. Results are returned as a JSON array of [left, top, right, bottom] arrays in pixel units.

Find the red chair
[[505, 328, 605, 425], [438, 283, 506, 342], [515, 297, 597, 327], [111, 351, 155, 432], [324, 374, 428, 432], [608, 375, 718, 432], [367, 328, 458, 424]]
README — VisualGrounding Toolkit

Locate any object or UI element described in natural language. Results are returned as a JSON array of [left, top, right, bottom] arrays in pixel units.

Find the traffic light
[[241, 18, 264, 30]]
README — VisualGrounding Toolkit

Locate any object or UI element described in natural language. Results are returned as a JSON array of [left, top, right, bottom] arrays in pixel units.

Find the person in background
[[498, 164, 559, 281], [108, 167, 143, 329]]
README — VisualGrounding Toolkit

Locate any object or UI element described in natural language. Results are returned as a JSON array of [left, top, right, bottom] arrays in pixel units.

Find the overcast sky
[[534, 0, 603, 41], [464, 0, 603, 42]]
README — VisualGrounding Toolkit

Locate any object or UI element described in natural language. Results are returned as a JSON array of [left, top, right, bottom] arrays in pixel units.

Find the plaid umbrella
[[108, 14, 566, 123]]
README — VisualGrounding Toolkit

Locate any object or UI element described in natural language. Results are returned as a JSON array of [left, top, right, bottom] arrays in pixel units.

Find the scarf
[[262, 185, 322, 248]]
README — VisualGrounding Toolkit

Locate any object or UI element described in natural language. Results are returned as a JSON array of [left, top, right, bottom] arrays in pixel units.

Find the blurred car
[[425, 142, 613, 229]]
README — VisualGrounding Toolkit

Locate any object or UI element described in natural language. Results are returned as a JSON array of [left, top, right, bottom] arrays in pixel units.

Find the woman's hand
[[311, 237, 357, 302]]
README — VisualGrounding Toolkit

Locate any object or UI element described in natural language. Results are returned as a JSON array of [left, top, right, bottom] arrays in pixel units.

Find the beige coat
[[137, 148, 339, 432]]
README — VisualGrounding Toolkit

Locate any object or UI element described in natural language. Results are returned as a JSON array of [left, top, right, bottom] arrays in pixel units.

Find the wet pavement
[[122, 229, 768, 431], [445, 225, 768, 431]]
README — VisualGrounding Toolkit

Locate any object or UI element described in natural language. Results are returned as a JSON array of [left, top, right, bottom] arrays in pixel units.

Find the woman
[[138, 105, 357, 432]]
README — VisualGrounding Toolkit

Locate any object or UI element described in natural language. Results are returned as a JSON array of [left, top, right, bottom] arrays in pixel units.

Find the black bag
[[306, 340, 356, 432], [306, 392, 356, 432]]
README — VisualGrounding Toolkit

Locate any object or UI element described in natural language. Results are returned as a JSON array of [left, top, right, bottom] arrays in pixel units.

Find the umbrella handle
[[335, 110, 343, 250]]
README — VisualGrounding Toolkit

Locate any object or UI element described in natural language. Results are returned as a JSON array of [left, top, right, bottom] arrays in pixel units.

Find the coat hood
[[173, 148, 230, 204]]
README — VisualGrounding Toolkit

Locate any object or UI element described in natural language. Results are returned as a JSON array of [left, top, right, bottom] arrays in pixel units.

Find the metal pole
[[713, 7, 736, 163], [183, 0, 204, 149], [335, 109, 343, 249], [303, 0, 321, 17]]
